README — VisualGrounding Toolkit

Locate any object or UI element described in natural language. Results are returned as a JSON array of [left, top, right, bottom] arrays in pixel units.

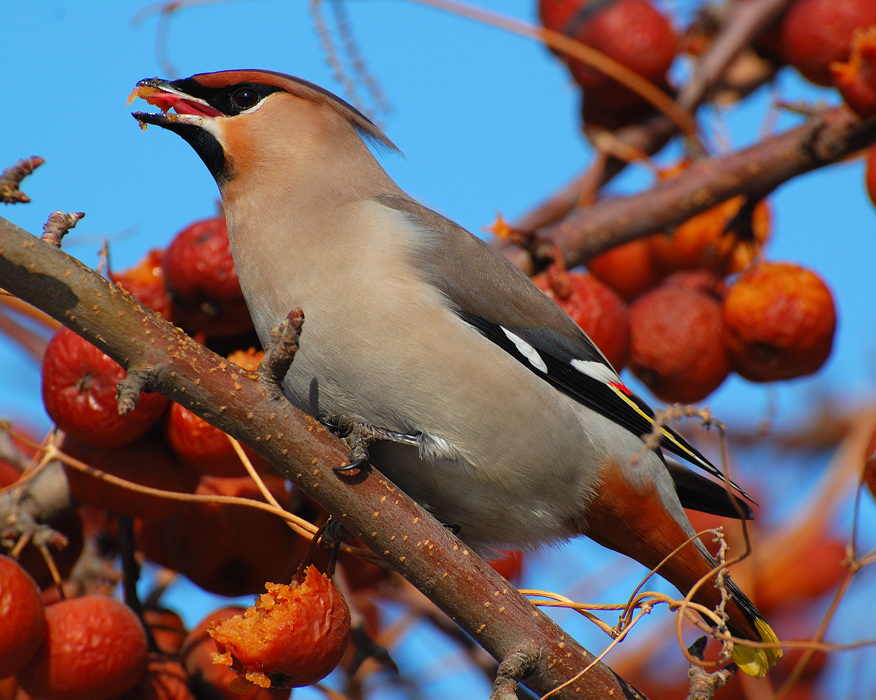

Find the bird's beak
[[129, 77, 222, 128]]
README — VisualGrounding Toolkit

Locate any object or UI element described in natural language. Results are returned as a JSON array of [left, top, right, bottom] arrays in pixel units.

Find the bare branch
[[684, 637, 736, 700], [41, 211, 85, 247], [678, 0, 792, 111], [117, 369, 152, 416], [491, 646, 540, 700], [501, 107, 876, 272], [0, 157, 45, 204]]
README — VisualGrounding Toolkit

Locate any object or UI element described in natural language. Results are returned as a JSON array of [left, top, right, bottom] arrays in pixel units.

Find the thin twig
[[0, 157, 44, 204], [41, 211, 85, 247]]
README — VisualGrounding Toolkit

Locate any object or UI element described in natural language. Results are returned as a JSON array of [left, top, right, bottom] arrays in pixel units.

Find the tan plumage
[[133, 69, 781, 676]]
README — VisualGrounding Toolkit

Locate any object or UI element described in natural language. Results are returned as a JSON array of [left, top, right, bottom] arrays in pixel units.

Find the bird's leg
[[320, 516, 353, 547], [318, 413, 419, 472], [347, 624, 399, 676]]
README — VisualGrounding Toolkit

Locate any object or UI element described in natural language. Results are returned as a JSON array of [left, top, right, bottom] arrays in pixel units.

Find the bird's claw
[[322, 414, 418, 472], [317, 413, 342, 432], [334, 457, 367, 473]]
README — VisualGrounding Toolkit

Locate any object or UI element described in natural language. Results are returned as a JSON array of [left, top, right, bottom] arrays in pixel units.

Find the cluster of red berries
[[0, 553, 350, 699], [539, 0, 876, 127], [531, 0, 850, 404], [532, 161, 836, 404]]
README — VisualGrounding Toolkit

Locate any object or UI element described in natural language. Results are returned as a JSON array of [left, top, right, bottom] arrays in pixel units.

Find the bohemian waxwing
[[132, 69, 781, 677]]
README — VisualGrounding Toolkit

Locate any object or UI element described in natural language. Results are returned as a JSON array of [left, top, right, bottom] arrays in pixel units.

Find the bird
[[131, 69, 781, 677]]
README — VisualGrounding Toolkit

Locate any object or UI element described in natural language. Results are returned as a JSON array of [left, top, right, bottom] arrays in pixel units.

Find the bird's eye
[[230, 88, 260, 111]]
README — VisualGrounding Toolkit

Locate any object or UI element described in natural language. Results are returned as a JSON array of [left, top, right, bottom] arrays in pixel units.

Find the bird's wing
[[380, 193, 752, 502]]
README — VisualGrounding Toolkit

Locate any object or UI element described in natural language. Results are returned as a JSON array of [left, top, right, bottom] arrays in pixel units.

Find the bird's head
[[130, 69, 399, 187]]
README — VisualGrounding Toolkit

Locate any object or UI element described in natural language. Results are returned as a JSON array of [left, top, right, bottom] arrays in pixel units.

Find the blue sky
[[3, 1, 876, 697], [4, 0, 875, 432]]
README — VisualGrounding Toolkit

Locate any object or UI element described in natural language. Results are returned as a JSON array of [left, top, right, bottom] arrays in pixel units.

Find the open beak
[[130, 78, 222, 128]]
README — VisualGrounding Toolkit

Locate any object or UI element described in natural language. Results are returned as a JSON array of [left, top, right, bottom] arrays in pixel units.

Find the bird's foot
[[318, 414, 418, 472]]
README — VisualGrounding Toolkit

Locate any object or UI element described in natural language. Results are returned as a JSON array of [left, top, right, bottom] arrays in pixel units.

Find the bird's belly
[[275, 329, 608, 552], [367, 441, 584, 553]]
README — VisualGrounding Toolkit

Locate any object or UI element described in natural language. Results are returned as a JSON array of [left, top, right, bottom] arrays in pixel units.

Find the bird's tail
[[636, 534, 783, 677], [637, 533, 783, 677], [721, 573, 782, 678], [580, 458, 782, 677]]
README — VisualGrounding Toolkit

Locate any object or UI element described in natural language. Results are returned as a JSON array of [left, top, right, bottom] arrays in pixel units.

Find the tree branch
[[502, 107, 876, 272], [549, 107, 876, 267], [0, 214, 647, 700], [513, 0, 795, 234]]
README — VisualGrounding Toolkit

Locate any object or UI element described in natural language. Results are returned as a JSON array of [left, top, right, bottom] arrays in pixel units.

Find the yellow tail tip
[[732, 618, 783, 678]]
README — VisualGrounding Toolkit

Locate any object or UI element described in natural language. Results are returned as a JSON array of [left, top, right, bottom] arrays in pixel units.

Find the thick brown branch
[[549, 107, 876, 267], [0, 215, 647, 700], [503, 107, 876, 272]]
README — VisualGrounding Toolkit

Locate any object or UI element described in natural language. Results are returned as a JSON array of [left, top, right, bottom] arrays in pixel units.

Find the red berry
[[0, 556, 46, 678], [628, 284, 730, 403], [538, 0, 586, 34], [722, 262, 836, 382], [164, 350, 267, 477], [662, 270, 728, 298], [61, 433, 198, 519], [587, 237, 663, 301], [831, 26, 876, 119], [41, 328, 168, 449], [209, 565, 351, 689], [541, 0, 676, 89], [181, 608, 291, 700], [533, 268, 630, 370], [581, 78, 676, 131], [780, 0, 876, 86], [152, 476, 304, 597], [17, 596, 148, 700], [162, 215, 253, 337], [755, 537, 847, 614], [650, 196, 771, 276], [115, 654, 196, 700], [165, 392, 270, 477], [142, 607, 188, 656]]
